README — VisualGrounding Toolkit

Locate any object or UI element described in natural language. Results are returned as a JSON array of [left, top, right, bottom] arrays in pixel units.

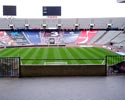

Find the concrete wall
[[20, 64, 106, 77]]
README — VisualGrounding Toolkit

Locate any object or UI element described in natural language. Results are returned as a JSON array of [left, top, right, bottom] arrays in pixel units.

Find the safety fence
[[0, 57, 20, 77], [21, 58, 105, 65], [106, 55, 125, 74], [0, 56, 125, 77]]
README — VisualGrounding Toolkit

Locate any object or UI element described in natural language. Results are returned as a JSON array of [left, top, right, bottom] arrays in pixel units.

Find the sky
[[0, 0, 125, 18]]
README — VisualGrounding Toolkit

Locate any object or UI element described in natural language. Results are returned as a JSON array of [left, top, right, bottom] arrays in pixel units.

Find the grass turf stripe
[[62, 47, 79, 64], [69, 47, 92, 64], [0, 47, 119, 65]]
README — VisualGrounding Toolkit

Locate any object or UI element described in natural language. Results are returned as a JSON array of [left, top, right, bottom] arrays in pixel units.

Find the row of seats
[[0, 30, 124, 46]]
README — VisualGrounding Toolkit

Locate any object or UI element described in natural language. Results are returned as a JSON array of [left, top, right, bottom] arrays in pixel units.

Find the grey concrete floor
[[0, 76, 125, 100]]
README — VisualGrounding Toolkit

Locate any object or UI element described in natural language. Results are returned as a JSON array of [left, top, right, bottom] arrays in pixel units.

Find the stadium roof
[[0, 18, 125, 30], [117, 0, 125, 3]]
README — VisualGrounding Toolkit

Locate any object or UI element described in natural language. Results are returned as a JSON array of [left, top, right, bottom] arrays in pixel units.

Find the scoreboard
[[43, 6, 61, 16], [3, 5, 16, 16]]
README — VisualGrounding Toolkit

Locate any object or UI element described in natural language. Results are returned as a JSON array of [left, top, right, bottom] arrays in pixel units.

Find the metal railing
[[21, 58, 105, 65], [0, 57, 20, 77], [105, 55, 125, 66]]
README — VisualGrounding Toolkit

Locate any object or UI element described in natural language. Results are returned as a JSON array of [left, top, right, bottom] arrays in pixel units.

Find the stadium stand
[[62, 30, 80, 44], [112, 40, 125, 50], [0, 41, 5, 47], [6, 31, 29, 45], [23, 31, 41, 44], [87, 31, 106, 44], [75, 30, 97, 44], [0, 18, 125, 50], [0, 30, 124, 48], [95, 31, 122, 45], [111, 32, 125, 43], [43, 31, 63, 45], [61, 19, 76, 29], [45, 19, 58, 28], [0, 31, 16, 46], [0, 18, 10, 29]]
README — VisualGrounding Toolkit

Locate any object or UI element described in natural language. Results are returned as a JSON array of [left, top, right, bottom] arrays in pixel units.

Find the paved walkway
[[0, 75, 125, 100]]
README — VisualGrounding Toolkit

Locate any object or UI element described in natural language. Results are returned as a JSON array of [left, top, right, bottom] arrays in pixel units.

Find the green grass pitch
[[0, 47, 118, 65]]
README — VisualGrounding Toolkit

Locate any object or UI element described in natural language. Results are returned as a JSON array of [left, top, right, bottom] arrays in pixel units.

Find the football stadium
[[0, 0, 125, 100]]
